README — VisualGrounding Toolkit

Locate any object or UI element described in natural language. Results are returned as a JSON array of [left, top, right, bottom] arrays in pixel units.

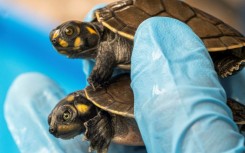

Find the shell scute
[[187, 17, 222, 38], [85, 74, 134, 117], [134, 0, 165, 16], [114, 5, 150, 28], [163, 0, 195, 22]]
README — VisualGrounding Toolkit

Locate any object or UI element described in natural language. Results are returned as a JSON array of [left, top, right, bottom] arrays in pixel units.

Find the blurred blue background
[[0, 10, 85, 153], [0, 0, 244, 152]]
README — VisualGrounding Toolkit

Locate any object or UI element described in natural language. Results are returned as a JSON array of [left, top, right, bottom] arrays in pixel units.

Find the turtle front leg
[[83, 111, 114, 153], [88, 43, 116, 90]]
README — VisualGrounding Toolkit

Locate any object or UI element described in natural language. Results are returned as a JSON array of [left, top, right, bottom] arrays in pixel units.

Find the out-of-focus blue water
[[0, 14, 86, 153]]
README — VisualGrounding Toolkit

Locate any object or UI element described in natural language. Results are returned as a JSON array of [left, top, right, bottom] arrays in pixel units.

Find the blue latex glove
[[131, 17, 245, 153]]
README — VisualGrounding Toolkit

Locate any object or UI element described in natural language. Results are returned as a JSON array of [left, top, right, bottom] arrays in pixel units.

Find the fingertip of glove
[[131, 17, 216, 110], [131, 17, 209, 83]]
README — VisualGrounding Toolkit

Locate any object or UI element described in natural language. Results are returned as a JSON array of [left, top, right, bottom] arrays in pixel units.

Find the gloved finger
[[131, 17, 245, 153], [220, 69, 245, 104], [4, 73, 89, 153]]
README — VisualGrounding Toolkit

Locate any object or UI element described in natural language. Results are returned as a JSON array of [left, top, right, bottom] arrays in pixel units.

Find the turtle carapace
[[50, 0, 245, 89]]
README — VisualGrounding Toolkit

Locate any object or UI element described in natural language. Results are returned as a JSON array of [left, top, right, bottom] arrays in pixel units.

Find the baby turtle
[[48, 74, 245, 153], [48, 74, 143, 153], [50, 0, 245, 89]]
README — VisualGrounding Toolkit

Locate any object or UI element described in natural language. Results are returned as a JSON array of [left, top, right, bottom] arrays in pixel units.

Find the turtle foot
[[88, 77, 109, 91], [84, 111, 114, 153]]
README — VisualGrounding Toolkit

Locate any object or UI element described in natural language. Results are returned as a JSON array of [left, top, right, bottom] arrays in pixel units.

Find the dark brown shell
[[85, 74, 134, 118], [95, 0, 245, 52]]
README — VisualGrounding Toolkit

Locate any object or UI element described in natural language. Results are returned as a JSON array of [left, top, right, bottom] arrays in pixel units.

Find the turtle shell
[[95, 0, 245, 52], [85, 74, 134, 118]]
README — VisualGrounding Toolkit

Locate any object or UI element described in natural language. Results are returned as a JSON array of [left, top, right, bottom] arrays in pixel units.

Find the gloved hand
[[83, 5, 245, 153], [5, 5, 244, 153], [131, 17, 245, 153]]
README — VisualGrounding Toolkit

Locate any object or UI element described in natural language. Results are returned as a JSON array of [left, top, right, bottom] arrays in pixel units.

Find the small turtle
[[50, 0, 245, 90], [48, 74, 143, 153], [48, 74, 245, 153]]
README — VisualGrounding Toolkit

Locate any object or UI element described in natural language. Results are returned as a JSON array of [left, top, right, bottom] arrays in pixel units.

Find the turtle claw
[[88, 77, 109, 91], [82, 135, 87, 141], [88, 146, 93, 153], [88, 79, 102, 91]]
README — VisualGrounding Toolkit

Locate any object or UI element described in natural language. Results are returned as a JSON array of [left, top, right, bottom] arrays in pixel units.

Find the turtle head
[[48, 91, 97, 139], [50, 20, 100, 58]]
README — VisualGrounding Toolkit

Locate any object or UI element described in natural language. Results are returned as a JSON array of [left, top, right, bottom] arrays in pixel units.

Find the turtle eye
[[63, 110, 72, 121], [65, 26, 74, 36]]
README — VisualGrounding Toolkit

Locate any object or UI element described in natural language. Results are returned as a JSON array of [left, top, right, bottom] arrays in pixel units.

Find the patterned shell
[[95, 0, 245, 52], [85, 74, 134, 117]]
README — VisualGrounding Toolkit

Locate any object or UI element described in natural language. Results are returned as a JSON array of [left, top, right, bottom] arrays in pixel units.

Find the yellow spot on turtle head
[[66, 95, 75, 102], [52, 30, 59, 40], [86, 26, 97, 35], [76, 104, 89, 114], [59, 38, 68, 47], [74, 37, 83, 47]]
